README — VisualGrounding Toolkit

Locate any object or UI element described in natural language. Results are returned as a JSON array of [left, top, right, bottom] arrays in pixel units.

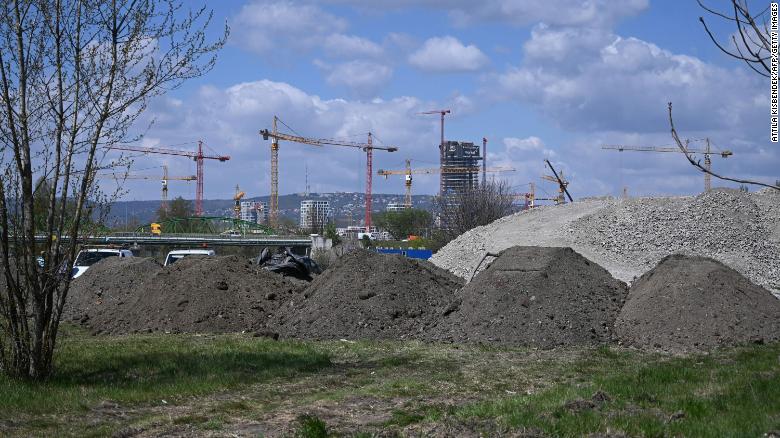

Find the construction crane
[[377, 160, 515, 208], [602, 138, 732, 192], [98, 165, 197, 213], [233, 185, 246, 219], [540, 159, 573, 205], [260, 117, 398, 231], [419, 109, 451, 193], [105, 141, 230, 215]]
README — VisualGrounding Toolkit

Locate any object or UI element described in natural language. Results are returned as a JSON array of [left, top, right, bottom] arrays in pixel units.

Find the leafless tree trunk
[[668, 103, 780, 191], [433, 179, 516, 244], [673, 1, 780, 191], [0, 0, 227, 380]]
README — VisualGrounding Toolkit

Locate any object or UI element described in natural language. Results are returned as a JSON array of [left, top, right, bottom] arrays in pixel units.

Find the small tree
[[324, 222, 341, 246], [374, 208, 432, 240], [0, 0, 227, 379], [156, 196, 194, 222], [432, 180, 516, 245]]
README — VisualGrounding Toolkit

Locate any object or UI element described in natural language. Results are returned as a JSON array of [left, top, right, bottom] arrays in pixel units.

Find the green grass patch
[[294, 414, 329, 438], [448, 344, 780, 437], [0, 325, 330, 415]]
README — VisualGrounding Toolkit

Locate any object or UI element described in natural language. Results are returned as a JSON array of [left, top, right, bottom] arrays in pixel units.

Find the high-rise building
[[240, 201, 267, 224], [440, 140, 482, 196], [300, 200, 332, 231]]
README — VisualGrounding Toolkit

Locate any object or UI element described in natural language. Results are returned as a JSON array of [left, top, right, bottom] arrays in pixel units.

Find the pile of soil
[[67, 255, 304, 335], [64, 257, 162, 326], [274, 249, 463, 340], [428, 246, 628, 348], [615, 254, 780, 352]]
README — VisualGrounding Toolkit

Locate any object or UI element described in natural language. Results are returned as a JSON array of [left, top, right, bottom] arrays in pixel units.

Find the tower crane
[[105, 141, 230, 215], [233, 185, 246, 219], [377, 160, 515, 208], [602, 138, 732, 192], [98, 165, 197, 213], [419, 109, 451, 194], [260, 117, 398, 231]]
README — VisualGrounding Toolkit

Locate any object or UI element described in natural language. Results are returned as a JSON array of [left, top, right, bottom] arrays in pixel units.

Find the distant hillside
[[106, 192, 435, 229]]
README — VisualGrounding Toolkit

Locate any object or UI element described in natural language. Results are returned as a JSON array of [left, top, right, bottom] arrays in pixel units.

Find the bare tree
[[669, 103, 779, 191], [698, 0, 772, 77], [0, 0, 227, 379], [672, 1, 780, 191], [433, 180, 516, 244]]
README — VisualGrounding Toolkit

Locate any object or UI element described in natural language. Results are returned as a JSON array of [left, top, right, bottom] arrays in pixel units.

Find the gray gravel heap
[[431, 188, 780, 297]]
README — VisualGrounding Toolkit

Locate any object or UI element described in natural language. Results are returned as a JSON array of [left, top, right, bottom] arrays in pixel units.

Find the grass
[[442, 345, 780, 437], [0, 325, 330, 415], [1, 326, 778, 437]]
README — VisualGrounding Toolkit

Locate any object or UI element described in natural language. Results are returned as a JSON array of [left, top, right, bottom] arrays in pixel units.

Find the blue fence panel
[[376, 248, 433, 260]]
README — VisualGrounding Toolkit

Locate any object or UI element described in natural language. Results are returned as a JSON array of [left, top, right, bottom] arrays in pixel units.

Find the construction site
[[2, 103, 778, 436], [3, 1, 780, 436], [12, 103, 776, 435]]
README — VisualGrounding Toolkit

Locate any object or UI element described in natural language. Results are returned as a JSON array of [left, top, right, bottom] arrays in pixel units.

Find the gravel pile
[[428, 246, 628, 348], [67, 255, 304, 334], [274, 249, 463, 340], [431, 189, 780, 297], [615, 254, 780, 352]]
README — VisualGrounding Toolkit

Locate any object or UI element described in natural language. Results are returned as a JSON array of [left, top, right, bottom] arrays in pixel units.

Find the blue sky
[[110, 0, 778, 202]]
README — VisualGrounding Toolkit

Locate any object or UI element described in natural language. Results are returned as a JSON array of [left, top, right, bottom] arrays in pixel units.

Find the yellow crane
[[602, 138, 732, 192], [233, 184, 246, 219], [377, 160, 515, 208], [99, 165, 197, 213]]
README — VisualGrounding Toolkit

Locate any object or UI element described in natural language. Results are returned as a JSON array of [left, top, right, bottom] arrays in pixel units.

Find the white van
[[72, 248, 134, 278], [164, 249, 216, 266]]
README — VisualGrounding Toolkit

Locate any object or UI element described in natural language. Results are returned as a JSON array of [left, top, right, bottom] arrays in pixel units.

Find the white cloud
[[232, 1, 348, 54], [324, 0, 648, 28], [320, 60, 393, 97], [408, 36, 489, 73], [127, 80, 448, 199], [490, 27, 765, 133], [323, 34, 384, 58]]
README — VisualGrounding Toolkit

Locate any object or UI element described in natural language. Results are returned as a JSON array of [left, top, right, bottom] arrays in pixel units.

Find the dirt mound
[[68, 255, 304, 335], [429, 246, 628, 348], [615, 254, 780, 352], [274, 249, 463, 340], [64, 256, 162, 325]]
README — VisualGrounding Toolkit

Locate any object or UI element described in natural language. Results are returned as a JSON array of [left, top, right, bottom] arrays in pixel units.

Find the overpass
[[36, 233, 312, 248]]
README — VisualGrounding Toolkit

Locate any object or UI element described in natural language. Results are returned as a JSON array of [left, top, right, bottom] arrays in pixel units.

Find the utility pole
[[482, 137, 487, 186]]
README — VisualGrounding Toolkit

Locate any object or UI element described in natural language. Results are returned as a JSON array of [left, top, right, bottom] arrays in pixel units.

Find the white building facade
[[300, 200, 332, 230], [240, 201, 267, 224]]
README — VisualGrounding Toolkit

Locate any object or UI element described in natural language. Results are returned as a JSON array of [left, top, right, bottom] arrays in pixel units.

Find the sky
[[108, 0, 779, 202]]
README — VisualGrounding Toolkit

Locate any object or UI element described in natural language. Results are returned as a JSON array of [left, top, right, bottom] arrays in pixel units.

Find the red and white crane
[[105, 141, 230, 216]]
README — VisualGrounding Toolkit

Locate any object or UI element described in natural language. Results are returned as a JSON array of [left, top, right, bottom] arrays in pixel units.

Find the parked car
[[71, 248, 134, 278], [164, 249, 216, 266]]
